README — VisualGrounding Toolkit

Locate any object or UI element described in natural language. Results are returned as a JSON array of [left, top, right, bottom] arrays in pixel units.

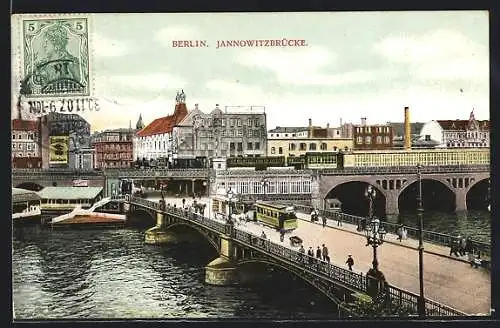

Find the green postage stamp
[[20, 17, 90, 98]]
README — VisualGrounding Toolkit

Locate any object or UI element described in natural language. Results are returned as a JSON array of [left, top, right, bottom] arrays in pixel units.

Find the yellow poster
[[49, 136, 69, 164]]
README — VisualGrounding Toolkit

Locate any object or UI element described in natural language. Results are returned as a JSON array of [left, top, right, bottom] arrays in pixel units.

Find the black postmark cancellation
[[20, 59, 87, 97], [17, 95, 100, 116]]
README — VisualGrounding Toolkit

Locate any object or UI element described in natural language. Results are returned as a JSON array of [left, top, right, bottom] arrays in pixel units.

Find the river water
[[12, 207, 491, 319], [12, 224, 337, 320]]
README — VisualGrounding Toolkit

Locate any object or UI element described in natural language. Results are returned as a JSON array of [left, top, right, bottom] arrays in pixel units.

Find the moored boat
[[50, 207, 126, 229]]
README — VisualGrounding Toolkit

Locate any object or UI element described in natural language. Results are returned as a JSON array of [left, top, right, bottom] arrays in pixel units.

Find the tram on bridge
[[254, 200, 298, 231]]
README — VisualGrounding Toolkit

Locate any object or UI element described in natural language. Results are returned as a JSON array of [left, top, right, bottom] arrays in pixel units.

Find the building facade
[[39, 112, 92, 169], [173, 103, 267, 167], [418, 111, 489, 148], [267, 119, 353, 158], [133, 91, 189, 164], [352, 117, 393, 150], [11, 119, 42, 168], [92, 128, 135, 169]]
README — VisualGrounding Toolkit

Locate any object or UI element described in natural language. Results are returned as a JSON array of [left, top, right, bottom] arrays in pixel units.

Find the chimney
[[404, 106, 411, 150], [308, 118, 313, 138], [361, 117, 367, 126], [327, 122, 330, 129], [308, 118, 312, 127]]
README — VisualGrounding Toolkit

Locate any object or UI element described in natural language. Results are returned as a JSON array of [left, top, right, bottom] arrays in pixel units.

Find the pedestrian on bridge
[[322, 244, 330, 262], [299, 245, 305, 263], [182, 198, 186, 208], [346, 254, 354, 271], [307, 247, 314, 264], [316, 246, 322, 259], [336, 215, 342, 227], [397, 224, 404, 242], [322, 216, 327, 228], [279, 228, 285, 242]]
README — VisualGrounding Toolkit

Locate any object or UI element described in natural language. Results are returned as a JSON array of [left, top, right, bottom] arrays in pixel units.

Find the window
[[289, 143, 296, 151], [230, 142, 235, 150], [365, 136, 371, 144], [425, 135, 431, 141], [356, 136, 363, 144], [254, 142, 260, 150], [222, 119, 226, 126], [247, 119, 252, 126], [271, 147, 276, 154], [309, 143, 316, 150], [336, 131, 340, 135], [237, 142, 243, 151], [333, 146, 338, 151], [285, 134, 288, 137], [254, 119, 260, 127], [12, 144, 16, 149], [247, 142, 253, 150], [237, 119, 242, 127], [299, 143, 306, 151], [376, 136, 382, 144], [12, 135, 16, 139], [278, 147, 283, 154], [320, 143, 327, 150], [384, 136, 391, 144], [237, 130, 243, 137]]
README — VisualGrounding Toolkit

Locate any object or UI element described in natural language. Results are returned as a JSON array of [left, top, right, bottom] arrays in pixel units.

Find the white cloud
[[154, 26, 200, 45], [97, 73, 188, 92], [205, 79, 266, 99], [92, 33, 129, 57], [236, 47, 392, 86], [374, 29, 489, 81]]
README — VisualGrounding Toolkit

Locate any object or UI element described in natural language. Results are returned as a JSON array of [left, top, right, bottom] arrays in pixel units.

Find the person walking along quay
[[322, 215, 327, 228], [346, 254, 354, 271]]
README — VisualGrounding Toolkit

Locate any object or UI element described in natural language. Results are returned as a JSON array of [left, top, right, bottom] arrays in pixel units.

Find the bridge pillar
[[385, 191, 399, 217], [205, 234, 239, 286], [144, 211, 170, 245], [455, 189, 467, 212], [311, 174, 321, 209]]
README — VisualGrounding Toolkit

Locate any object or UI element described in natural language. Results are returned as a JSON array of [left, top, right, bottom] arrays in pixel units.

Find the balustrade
[[123, 196, 464, 316]]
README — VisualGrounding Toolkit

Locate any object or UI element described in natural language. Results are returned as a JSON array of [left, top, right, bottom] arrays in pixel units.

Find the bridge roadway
[[133, 196, 490, 315]]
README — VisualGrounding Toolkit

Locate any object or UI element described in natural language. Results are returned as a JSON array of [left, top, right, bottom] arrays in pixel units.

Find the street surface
[[153, 196, 491, 315]]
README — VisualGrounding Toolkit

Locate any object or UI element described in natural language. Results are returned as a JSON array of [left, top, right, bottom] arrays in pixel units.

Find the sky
[[11, 11, 489, 132]]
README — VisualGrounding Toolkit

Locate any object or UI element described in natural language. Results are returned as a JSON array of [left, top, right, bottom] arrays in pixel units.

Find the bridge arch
[[164, 222, 220, 253], [466, 178, 490, 210], [324, 180, 386, 217], [398, 178, 455, 213], [237, 259, 343, 307], [15, 182, 44, 191], [127, 208, 156, 226]]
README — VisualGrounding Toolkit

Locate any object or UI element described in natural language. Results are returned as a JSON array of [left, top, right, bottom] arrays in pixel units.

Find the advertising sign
[[49, 136, 69, 164]]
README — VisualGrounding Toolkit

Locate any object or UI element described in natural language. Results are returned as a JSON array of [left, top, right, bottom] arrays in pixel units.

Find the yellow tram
[[254, 201, 298, 231]]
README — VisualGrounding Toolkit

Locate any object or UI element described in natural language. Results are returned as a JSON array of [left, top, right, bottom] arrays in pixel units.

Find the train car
[[226, 156, 286, 170], [286, 155, 306, 170], [254, 200, 298, 231], [304, 151, 344, 169]]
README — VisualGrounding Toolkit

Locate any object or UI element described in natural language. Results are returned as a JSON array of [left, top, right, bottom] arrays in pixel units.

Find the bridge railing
[[104, 168, 210, 178], [318, 164, 490, 175], [294, 205, 491, 257], [125, 197, 466, 316]]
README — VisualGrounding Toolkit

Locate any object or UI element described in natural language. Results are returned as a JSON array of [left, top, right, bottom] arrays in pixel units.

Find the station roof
[[12, 187, 41, 202], [37, 187, 103, 200]]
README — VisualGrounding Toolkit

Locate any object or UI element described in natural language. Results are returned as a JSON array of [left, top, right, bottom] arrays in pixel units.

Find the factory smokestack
[[404, 106, 411, 150]]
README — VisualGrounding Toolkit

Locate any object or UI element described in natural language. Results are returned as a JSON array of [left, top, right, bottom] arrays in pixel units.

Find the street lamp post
[[261, 177, 269, 201], [416, 164, 426, 317], [364, 185, 387, 297], [226, 187, 234, 223]]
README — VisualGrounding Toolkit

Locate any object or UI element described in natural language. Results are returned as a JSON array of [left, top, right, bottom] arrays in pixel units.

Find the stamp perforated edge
[[12, 13, 96, 103]]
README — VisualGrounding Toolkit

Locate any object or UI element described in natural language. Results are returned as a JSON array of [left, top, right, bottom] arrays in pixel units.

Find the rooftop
[[37, 187, 103, 200], [12, 187, 41, 202], [12, 119, 39, 131], [388, 122, 425, 136], [136, 103, 188, 137], [268, 127, 308, 133], [436, 120, 489, 131]]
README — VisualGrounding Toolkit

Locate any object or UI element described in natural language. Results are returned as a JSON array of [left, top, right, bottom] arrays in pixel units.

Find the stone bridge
[[112, 195, 465, 317], [12, 169, 105, 190], [314, 165, 490, 215]]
